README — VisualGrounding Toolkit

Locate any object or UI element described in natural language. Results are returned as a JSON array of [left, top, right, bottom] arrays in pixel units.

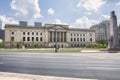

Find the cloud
[[75, 16, 99, 28], [100, 14, 110, 20], [84, 12, 92, 15], [53, 19, 68, 25], [116, 1, 120, 6], [118, 19, 120, 25], [11, 0, 42, 18], [77, 0, 106, 11], [0, 15, 18, 29], [48, 8, 54, 15]]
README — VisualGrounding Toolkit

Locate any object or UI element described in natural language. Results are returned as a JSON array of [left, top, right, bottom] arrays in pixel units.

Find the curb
[[0, 72, 98, 80]]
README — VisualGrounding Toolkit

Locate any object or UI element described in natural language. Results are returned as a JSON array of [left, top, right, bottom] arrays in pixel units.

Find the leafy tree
[[0, 41, 4, 48], [17, 41, 24, 48], [31, 41, 35, 48], [11, 41, 15, 48], [86, 44, 95, 48], [96, 40, 108, 48]]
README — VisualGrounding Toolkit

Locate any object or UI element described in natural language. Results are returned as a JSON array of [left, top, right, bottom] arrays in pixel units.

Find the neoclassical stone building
[[4, 23, 95, 48]]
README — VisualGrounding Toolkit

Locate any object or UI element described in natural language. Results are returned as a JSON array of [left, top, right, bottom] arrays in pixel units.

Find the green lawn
[[58, 48, 81, 52], [0, 48, 81, 53], [0, 48, 109, 53]]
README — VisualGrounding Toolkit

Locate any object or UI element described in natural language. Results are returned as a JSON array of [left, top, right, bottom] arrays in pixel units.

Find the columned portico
[[49, 31, 67, 42], [48, 26, 68, 48]]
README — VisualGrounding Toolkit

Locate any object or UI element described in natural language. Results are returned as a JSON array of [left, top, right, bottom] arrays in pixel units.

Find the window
[[23, 37, 25, 41], [23, 32, 25, 35], [83, 34, 85, 36], [27, 32, 30, 35], [36, 37, 38, 41], [11, 32, 14, 35], [61, 37, 63, 42], [50, 38, 52, 42], [77, 38, 79, 41], [71, 34, 72, 36], [74, 34, 76, 36], [80, 38, 82, 41], [74, 38, 76, 42], [90, 34, 92, 36], [77, 34, 79, 36], [32, 32, 34, 35], [27, 37, 30, 41], [40, 37, 43, 41], [71, 38, 73, 42], [54, 38, 56, 42], [11, 37, 14, 41], [40, 33, 42, 35], [36, 32, 38, 35], [83, 38, 85, 42], [32, 37, 34, 41], [90, 38, 92, 42], [57, 38, 59, 42]]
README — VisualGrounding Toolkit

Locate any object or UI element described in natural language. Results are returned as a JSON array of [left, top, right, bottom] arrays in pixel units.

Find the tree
[[86, 44, 95, 48], [96, 40, 108, 48], [31, 41, 35, 48], [0, 41, 4, 48], [17, 41, 24, 48], [11, 41, 15, 48]]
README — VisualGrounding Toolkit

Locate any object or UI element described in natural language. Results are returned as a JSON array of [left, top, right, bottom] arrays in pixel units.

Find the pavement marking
[[87, 66, 120, 70]]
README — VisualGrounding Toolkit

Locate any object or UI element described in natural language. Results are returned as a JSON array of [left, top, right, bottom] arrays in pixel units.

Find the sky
[[0, 0, 120, 29]]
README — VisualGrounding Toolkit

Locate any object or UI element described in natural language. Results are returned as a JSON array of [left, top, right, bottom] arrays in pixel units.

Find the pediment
[[53, 26, 64, 29], [49, 25, 69, 30]]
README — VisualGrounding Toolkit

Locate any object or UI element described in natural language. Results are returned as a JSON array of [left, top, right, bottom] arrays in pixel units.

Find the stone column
[[61, 32, 63, 42], [64, 32, 66, 42], [51, 31, 54, 42], [52, 31, 53, 42], [57, 32, 59, 42], [48, 31, 51, 42], [58, 32, 60, 42], [59, 32, 61, 42], [109, 11, 119, 49]]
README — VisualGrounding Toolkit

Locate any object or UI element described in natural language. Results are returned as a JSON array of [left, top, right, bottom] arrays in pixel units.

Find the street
[[0, 52, 120, 80]]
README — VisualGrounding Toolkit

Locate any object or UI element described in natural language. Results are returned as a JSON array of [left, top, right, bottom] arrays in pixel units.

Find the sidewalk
[[0, 72, 98, 80]]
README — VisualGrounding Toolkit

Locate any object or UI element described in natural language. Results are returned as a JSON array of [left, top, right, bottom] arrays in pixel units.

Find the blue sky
[[0, 0, 120, 29]]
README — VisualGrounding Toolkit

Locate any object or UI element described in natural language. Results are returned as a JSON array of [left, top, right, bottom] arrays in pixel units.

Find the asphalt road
[[0, 52, 120, 80]]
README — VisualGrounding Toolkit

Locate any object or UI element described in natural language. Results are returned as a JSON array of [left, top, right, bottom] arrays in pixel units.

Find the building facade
[[0, 29, 4, 42], [4, 23, 95, 48]]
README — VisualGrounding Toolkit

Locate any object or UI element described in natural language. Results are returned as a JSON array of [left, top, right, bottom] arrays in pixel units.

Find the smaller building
[[0, 29, 4, 42], [90, 20, 110, 41], [19, 21, 28, 26], [0, 19, 2, 29], [34, 22, 42, 27]]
